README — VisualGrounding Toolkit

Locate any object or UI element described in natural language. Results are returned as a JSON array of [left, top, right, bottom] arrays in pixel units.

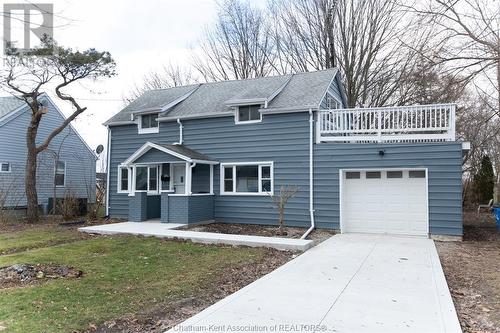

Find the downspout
[[301, 109, 316, 239], [174, 119, 183, 145], [105, 126, 111, 216]]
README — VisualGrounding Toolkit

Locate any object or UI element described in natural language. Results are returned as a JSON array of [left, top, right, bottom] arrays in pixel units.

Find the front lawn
[[0, 224, 292, 332]]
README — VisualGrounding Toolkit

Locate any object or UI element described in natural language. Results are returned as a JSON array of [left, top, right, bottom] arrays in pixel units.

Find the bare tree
[[269, 0, 430, 107], [126, 62, 197, 102], [192, 0, 276, 81], [1, 37, 115, 222], [269, 185, 299, 235], [412, 0, 499, 115]]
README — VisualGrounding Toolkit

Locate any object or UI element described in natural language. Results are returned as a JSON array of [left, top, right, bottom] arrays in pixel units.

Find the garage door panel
[[342, 170, 428, 236]]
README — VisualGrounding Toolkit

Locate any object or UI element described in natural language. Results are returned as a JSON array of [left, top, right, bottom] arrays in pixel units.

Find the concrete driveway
[[170, 234, 462, 333]]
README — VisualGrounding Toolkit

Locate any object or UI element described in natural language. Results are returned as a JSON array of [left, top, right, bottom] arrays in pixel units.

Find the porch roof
[[122, 142, 218, 166]]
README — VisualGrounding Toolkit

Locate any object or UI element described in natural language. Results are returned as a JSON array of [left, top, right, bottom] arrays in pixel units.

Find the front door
[[172, 164, 186, 194]]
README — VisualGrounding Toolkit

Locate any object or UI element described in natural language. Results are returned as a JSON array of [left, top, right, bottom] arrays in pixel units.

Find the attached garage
[[340, 169, 428, 236]]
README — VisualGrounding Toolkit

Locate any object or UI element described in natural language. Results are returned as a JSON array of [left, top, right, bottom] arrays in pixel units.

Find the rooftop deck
[[317, 104, 456, 143]]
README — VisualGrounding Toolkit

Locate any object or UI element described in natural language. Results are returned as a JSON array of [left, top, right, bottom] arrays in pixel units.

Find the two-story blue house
[[0, 94, 96, 213], [104, 69, 465, 238]]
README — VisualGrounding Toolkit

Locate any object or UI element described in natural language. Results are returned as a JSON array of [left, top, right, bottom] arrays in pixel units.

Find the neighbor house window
[[54, 161, 66, 187], [118, 166, 129, 193], [0, 162, 10, 173], [236, 105, 261, 124], [138, 113, 159, 134], [221, 162, 273, 195]]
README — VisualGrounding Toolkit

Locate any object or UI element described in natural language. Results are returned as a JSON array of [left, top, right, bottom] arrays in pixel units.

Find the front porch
[[120, 142, 218, 223]]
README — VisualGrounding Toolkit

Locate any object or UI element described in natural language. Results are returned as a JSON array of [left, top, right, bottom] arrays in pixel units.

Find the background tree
[[192, 0, 275, 81], [473, 155, 495, 204], [126, 63, 197, 102], [269, 0, 431, 107], [1, 38, 115, 222]]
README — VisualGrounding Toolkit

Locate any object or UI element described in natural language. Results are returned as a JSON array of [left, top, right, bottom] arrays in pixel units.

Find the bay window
[[221, 162, 273, 195]]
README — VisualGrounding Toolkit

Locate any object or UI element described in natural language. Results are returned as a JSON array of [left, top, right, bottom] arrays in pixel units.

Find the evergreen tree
[[474, 155, 495, 203]]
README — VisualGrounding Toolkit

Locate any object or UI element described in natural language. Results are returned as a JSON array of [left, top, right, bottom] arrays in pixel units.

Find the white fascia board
[[225, 98, 267, 107], [259, 106, 318, 114], [462, 141, 471, 151], [157, 112, 233, 122]]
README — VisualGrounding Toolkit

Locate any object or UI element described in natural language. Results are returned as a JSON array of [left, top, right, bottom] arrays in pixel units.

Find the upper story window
[[0, 162, 11, 173], [138, 113, 159, 134], [221, 162, 273, 195], [326, 95, 341, 109], [54, 161, 66, 187], [236, 105, 262, 124]]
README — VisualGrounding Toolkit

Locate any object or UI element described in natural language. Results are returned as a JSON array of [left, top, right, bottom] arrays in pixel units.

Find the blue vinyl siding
[[0, 97, 96, 208], [314, 142, 463, 235], [108, 74, 463, 236]]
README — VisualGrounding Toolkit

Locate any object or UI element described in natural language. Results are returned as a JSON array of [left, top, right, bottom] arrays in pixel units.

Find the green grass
[[0, 227, 85, 254], [0, 228, 268, 332]]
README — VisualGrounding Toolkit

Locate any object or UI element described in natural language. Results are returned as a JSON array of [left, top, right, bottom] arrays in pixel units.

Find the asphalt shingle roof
[[154, 143, 216, 161], [0, 96, 24, 119], [104, 68, 339, 125]]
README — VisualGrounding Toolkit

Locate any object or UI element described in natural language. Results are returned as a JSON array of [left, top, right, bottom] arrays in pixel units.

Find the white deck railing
[[317, 104, 456, 143]]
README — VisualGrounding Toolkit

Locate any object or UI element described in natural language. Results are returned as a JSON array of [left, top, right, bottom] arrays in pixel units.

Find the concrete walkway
[[169, 234, 461, 333], [79, 222, 313, 251]]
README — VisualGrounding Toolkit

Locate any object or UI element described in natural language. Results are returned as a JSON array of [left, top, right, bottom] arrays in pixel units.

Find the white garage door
[[342, 169, 428, 236]]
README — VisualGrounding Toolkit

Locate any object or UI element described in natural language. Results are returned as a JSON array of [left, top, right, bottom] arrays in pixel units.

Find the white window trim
[[55, 161, 66, 188], [138, 114, 159, 134], [220, 161, 274, 196], [326, 95, 341, 109], [234, 106, 262, 125], [117, 165, 131, 194], [133, 164, 160, 194], [0, 162, 11, 173]]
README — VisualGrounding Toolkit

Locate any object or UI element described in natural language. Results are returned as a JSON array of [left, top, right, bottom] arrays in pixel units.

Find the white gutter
[[301, 108, 316, 239], [105, 126, 111, 216], [174, 119, 183, 145]]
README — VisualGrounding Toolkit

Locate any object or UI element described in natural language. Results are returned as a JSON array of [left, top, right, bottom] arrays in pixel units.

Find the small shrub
[[57, 189, 79, 221]]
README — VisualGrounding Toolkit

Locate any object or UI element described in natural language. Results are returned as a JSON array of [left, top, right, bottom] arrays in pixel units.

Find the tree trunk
[[25, 117, 40, 222]]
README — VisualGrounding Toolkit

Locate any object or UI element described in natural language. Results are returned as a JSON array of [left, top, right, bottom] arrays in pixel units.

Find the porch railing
[[317, 103, 456, 143]]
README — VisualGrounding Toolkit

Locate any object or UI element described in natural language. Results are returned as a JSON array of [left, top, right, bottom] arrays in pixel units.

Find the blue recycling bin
[[493, 207, 500, 232]]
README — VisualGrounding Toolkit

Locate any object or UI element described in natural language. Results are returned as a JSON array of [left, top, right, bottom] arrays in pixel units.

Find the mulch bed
[[0, 263, 83, 289], [436, 211, 500, 333], [181, 222, 335, 242], [86, 248, 294, 333]]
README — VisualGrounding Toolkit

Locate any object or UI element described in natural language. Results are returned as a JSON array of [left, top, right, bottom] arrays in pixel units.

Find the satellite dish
[[95, 144, 104, 155]]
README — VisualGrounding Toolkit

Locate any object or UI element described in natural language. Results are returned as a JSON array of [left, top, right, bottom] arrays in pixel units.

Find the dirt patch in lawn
[[436, 211, 500, 333], [181, 222, 335, 242], [0, 263, 83, 289], [87, 248, 294, 333]]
